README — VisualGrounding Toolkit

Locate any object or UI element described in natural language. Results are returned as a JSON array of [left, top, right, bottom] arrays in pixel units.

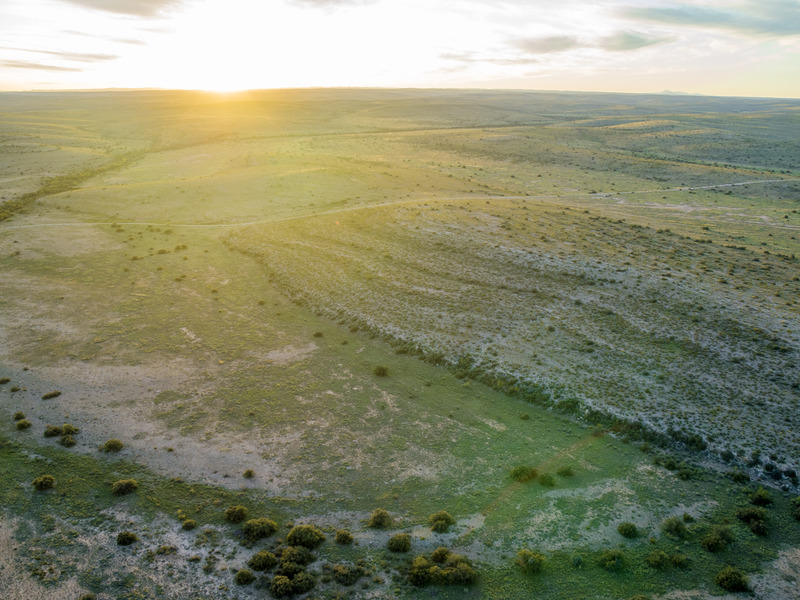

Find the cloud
[[0, 60, 84, 72], [621, 1, 800, 37], [441, 51, 540, 66], [0, 47, 118, 62], [59, 0, 184, 17], [515, 36, 580, 54], [64, 30, 146, 45], [291, 0, 375, 7], [599, 31, 670, 51]]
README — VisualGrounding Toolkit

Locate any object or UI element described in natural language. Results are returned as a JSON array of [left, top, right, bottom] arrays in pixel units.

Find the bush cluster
[[736, 506, 768, 535], [516, 548, 545, 574], [715, 566, 749, 592], [660, 516, 688, 539], [242, 518, 278, 541], [367, 508, 392, 529], [248, 550, 277, 571], [749, 487, 772, 506], [617, 522, 638, 538], [645, 550, 670, 569], [510, 465, 537, 482], [334, 529, 353, 544], [286, 524, 325, 549], [429, 510, 455, 533], [32, 475, 55, 491], [387, 533, 411, 553], [598, 548, 625, 571], [332, 564, 363, 586], [701, 525, 734, 552], [111, 479, 139, 496], [224, 505, 248, 524], [408, 549, 477, 586]]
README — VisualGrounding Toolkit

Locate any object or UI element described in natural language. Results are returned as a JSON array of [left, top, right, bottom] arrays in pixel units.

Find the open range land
[[1, 89, 799, 600]]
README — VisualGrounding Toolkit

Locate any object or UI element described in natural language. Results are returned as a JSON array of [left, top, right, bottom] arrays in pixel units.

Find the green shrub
[[644, 550, 670, 569], [61, 423, 79, 435], [431, 547, 450, 563], [242, 469, 254, 479], [182, 519, 197, 530], [234, 569, 255, 585], [116, 531, 138, 546], [701, 525, 734, 552], [373, 365, 388, 376], [429, 510, 456, 533], [13, 411, 24, 421], [387, 533, 411, 553], [332, 564, 361, 586], [670, 553, 689, 568], [270, 575, 294, 598], [292, 571, 316, 594], [248, 550, 277, 571], [556, 465, 574, 477], [32, 475, 55, 491], [747, 519, 768, 536], [510, 465, 536, 482], [15, 419, 31, 430], [242, 518, 278, 541], [538, 472, 555, 487], [224, 505, 248, 523], [792, 497, 800, 521], [715, 566, 749, 592], [598, 548, 624, 571], [334, 529, 353, 544], [60, 435, 76, 447], [571, 553, 584, 568], [286, 524, 325, 548], [736, 506, 767, 524], [43, 425, 62, 438], [0, 378, 9, 384], [156, 545, 176, 555], [728, 470, 749, 484], [409, 553, 477, 586], [78, 594, 97, 600], [661, 516, 688, 538], [42, 391, 61, 400], [277, 561, 302, 578], [516, 548, 545, 573], [281, 546, 313, 565], [749, 487, 772, 506], [367, 508, 392, 529], [102, 439, 124, 452], [111, 479, 138, 496], [617, 522, 638, 538]]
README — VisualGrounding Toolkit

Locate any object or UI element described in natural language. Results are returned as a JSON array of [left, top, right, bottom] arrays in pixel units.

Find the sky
[[1, 0, 799, 97]]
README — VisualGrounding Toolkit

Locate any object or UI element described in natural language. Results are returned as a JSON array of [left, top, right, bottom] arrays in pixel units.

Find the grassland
[[1, 89, 799, 600]]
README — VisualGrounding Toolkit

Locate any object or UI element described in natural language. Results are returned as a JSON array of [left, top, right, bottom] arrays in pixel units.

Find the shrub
[[15, 419, 32, 430], [79, 594, 97, 600], [116, 531, 138, 546], [749, 487, 772, 506], [701, 525, 734, 552], [728, 470, 749, 484], [736, 506, 767, 524], [334, 529, 353, 544], [111, 479, 138, 496], [429, 510, 456, 533], [333, 564, 361, 586], [242, 469, 254, 479], [42, 391, 61, 400], [286, 524, 325, 548], [715, 566, 749, 592], [670, 553, 689, 568], [387, 533, 411, 553], [0, 378, 9, 384], [281, 545, 313, 565], [409, 553, 477, 586], [248, 550, 277, 571], [277, 561, 302, 578], [61, 423, 79, 435], [367, 508, 392, 529], [644, 550, 670, 569], [661, 516, 688, 538], [13, 411, 25, 421], [182, 519, 197, 530], [60, 434, 76, 447], [242, 518, 278, 541], [598, 548, 624, 571], [571, 553, 584, 568], [43, 425, 62, 438], [538, 472, 555, 487], [617, 522, 638, 538], [792, 497, 800, 521], [747, 519, 768, 536], [292, 571, 316, 594], [102, 439, 124, 452], [234, 569, 255, 585], [516, 548, 545, 573], [373, 365, 388, 376], [430, 547, 450, 563], [224, 505, 248, 523], [32, 475, 55, 490], [510, 465, 536, 482], [270, 575, 294, 598], [556, 465, 574, 477]]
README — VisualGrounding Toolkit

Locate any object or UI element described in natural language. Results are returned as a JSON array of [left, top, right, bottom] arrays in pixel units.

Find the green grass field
[[1, 89, 799, 600]]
